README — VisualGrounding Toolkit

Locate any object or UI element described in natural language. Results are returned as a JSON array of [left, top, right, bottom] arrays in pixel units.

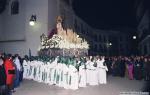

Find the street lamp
[[109, 43, 112, 46], [29, 21, 35, 26], [133, 36, 136, 39], [106, 42, 112, 47], [106, 42, 112, 56], [29, 15, 36, 26]]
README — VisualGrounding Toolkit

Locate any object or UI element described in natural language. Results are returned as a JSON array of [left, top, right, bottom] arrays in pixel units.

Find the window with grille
[[11, 0, 19, 15]]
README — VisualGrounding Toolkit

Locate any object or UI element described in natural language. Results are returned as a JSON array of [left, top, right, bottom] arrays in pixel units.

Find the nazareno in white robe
[[50, 58, 58, 84], [97, 58, 108, 84], [86, 60, 91, 84], [79, 65, 87, 87], [89, 61, 98, 86], [62, 64, 69, 89], [68, 65, 79, 90], [23, 60, 29, 79]]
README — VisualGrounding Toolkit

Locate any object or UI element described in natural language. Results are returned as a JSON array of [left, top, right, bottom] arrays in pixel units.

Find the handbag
[[8, 69, 15, 74]]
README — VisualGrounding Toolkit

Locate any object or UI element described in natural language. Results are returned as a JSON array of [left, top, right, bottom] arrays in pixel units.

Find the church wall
[[25, 0, 49, 56], [0, 0, 26, 57], [1, 0, 26, 41], [0, 0, 49, 57]]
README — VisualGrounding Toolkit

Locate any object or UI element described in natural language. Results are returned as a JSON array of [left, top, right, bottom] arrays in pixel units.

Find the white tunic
[[61, 64, 69, 89], [86, 60, 91, 84], [50, 58, 58, 84], [79, 65, 86, 87], [46, 62, 52, 85], [89, 61, 98, 86], [68, 65, 79, 90], [23, 60, 29, 79], [14, 57, 21, 71], [97, 58, 108, 84]]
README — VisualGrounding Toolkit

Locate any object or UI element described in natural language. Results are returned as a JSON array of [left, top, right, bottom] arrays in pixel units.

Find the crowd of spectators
[[105, 56, 150, 81]]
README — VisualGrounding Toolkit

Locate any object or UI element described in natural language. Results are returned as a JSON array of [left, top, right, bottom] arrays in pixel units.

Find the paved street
[[13, 76, 146, 95]]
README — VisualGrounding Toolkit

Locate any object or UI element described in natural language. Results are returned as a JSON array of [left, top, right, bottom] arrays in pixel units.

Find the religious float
[[38, 16, 89, 57]]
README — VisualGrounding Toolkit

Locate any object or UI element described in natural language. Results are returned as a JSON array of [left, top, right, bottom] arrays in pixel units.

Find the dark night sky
[[73, 0, 137, 30]]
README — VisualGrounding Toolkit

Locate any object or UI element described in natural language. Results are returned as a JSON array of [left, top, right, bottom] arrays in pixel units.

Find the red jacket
[[4, 59, 15, 85]]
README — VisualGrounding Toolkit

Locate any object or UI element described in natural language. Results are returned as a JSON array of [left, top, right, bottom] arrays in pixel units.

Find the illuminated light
[[29, 21, 35, 26], [109, 43, 112, 46], [133, 36, 136, 39], [29, 15, 36, 26]]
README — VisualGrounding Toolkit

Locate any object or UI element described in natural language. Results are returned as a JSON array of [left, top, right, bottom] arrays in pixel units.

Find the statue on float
[[39, 16, 89, 56]]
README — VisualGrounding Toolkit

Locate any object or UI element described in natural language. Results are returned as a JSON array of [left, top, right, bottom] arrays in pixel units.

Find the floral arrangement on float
[[38, 16, 89, 57]]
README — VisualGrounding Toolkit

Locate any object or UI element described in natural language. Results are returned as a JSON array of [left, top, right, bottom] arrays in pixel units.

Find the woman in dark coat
[[120, 57, 126, 77], [133, 57, 143, 80]]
